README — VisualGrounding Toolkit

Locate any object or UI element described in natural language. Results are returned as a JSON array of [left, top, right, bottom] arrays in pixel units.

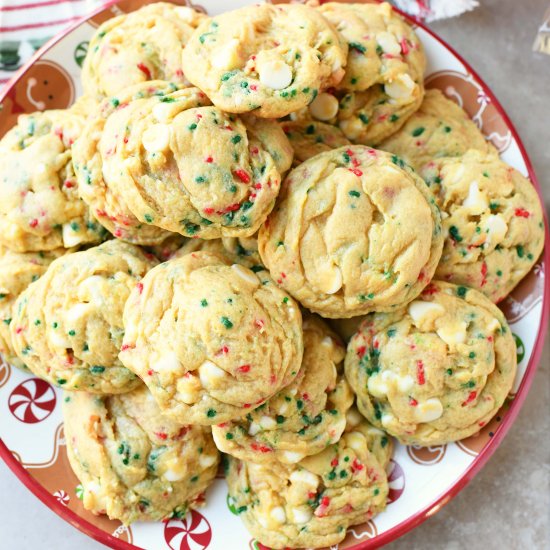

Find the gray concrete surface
[[0, 0, 548, 548]]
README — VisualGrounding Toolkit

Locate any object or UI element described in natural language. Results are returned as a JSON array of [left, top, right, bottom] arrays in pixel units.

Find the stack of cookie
[[0, 2, 544, 548]]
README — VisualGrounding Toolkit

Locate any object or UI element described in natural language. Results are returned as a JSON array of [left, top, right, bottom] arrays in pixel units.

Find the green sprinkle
[[191, 475, 199, 482], [200, 299, 208, 307], [374, 488, 380, 496], [516, 245, 524, 258], [276, 415, 285, 424], [387, 328, 397, 338], [144, 214, 153, 223], [444, 126, 452, 133], [302, 87, 310, 93], [188, 123, 197, 130], [231, 135, 242, 144], [349, 42, 366, 54], [376, 44, 383, 55], [240, 81, 248, 88], [64, 396, 71, 403], [195, 176, 206, 183], [390, 114, 399, 122], [90, 366, 105, 374], [68, 330, 76, 336], [184, 221, 200, 235], [327, 471, 337, 480], [52, 322, 58, 329], [225, 433, 234, 440], [220, 316, 233, 329], [350, 77, 358, 85], [456, 286, 468, 298], [391, 155, 405, 168], [57, 379, 67, 385], [160, 96, 175, 103], [296, 399, 304, 410], [237, 505, 247, 514], [496, 270, 503, 277], [70, 221, 79, 231], [206, 408, 217, 418], [449, 225, 463, 242], [412, 127, 425, 137], [348, 190, 361, 198], [483, 171, 490, 177], [305, 124, 315, 135], [110, 98, 120, 108], [358, 113, 369, 124], [469, 352, 476, 359], [34, 319, 41, 326], [282, 296, 289, 304], [339, 470, 348, 478], [3, 318, 11, 325], [446, 369, 453, 375]]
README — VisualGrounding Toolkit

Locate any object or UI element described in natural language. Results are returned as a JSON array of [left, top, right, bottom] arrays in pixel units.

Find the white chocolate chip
[[258, 59, 293, 90], [154, 352, 183, 374], [408, 300, 445, 324], [291, 506, 312, 524], [377, 31, 401, 55], [62, 223, 83, 247], [436, 321, 468, 346], [413, 398, 443, 423], [462, 181, 488, 214], [345, 431, 367, 453], [396, 374, 415, 393], [49, 329, 71, 349], [36, 162, 47, 175], [152, 102, 177, 123], [321, 336, 334, 348], [231, 264, 259, 287], [329, 416, 346, 442], [65, 303, 93, 325], [339, 117, 364, 140], [198, 360, 226, 388], [483, 214, 508, 246], [331, 58, 342, 72], [257, 516, 268, 529], [199, 454, 217, 468], [289, 470, 319, 488], [381, 412, 395, 428], [259, 415, 276, 430], [319, 264, 343, 295], [346, 408, 363, 428], [270, 506, 286, 524], [368, 371, 390, 398], [163, 468, 184, 482], [142, 123, 170, 152], [308, 92, 339, 121], [211, 39, 242, 70], [175, 374, 201, 404], [277, 402, 289, 415], [281, 450, 306, 463], [486, 317, 501, 332], [384, 74, 416, 100], [248, 422, 261, 436]]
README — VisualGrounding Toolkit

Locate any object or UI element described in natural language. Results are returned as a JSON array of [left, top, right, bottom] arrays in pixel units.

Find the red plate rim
[[0, 2, 548, 549]]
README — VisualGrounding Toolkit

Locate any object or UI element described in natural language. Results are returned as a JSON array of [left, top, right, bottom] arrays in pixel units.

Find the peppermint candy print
[[386, 459, 406, 504], [8, 378, 56, 423], [164, 510, 212, 550], [54, 489, 70, 506]]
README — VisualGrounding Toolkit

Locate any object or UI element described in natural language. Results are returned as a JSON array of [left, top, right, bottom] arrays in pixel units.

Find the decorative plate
[[0, 1, 548, 549]]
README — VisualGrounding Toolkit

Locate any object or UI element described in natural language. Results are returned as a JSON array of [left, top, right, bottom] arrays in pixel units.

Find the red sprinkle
[[480, 262, 488, 286], [137, 62, 152, 80], [356, 345, 367, 358], [254, 319, 265, 330], [205, 156, 213, 163], [422, 284, 438, 296], [250, 146, 259, 155], [120, 343, 135, 351], [29, 219, 38, 228], [330, 458, 339, 467], [400, 38, 410, 55], [514, 207, 530, 218], [155, 432, 168, 440], [349, 168, 363, 177], [64, 179, 74, 188], [203, 207, 215, 215], [15, 327, 23, 334], [351, 458, 364, 472], [409, 397, 418, 406], [243, 403, 251, 408], [147, 369, 153, 376], [416, 360, 426, 385], [250, 442, 272, 453], [320, 496, 330, 507], [249, 84, 258, 91], [237, 364, 251, 373], [462, 391, 477, 407], [136, 282, 144, 294], [114, 228, 123, 238], [216, 346, 229, 356], [233, 169, 251, 184]]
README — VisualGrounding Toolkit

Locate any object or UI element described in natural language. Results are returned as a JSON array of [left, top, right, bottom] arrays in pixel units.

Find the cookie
[[258, 145, 443, 318], [119, 251, 303, 425], [345, 281, 517, 445], [307, 1, 426, 145], [72, 81, 199, 244], [63, 385, 219, 524], [225, 413, 391, 549], [281, 119, 351, 164], [212, 315, 354, 465], [0, 107, 107, 252], [10, 240, 156, 393], [422, 150, 545, 302], [379, 89, 495, 171], [181, 3, 348, 118], [82, 3, 207, 98], [0, 248, 67, 370], [100, 88, 292, 238]]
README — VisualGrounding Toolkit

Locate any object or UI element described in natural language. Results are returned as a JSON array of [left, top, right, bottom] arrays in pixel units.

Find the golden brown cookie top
[[259, 145, 443, 318]]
